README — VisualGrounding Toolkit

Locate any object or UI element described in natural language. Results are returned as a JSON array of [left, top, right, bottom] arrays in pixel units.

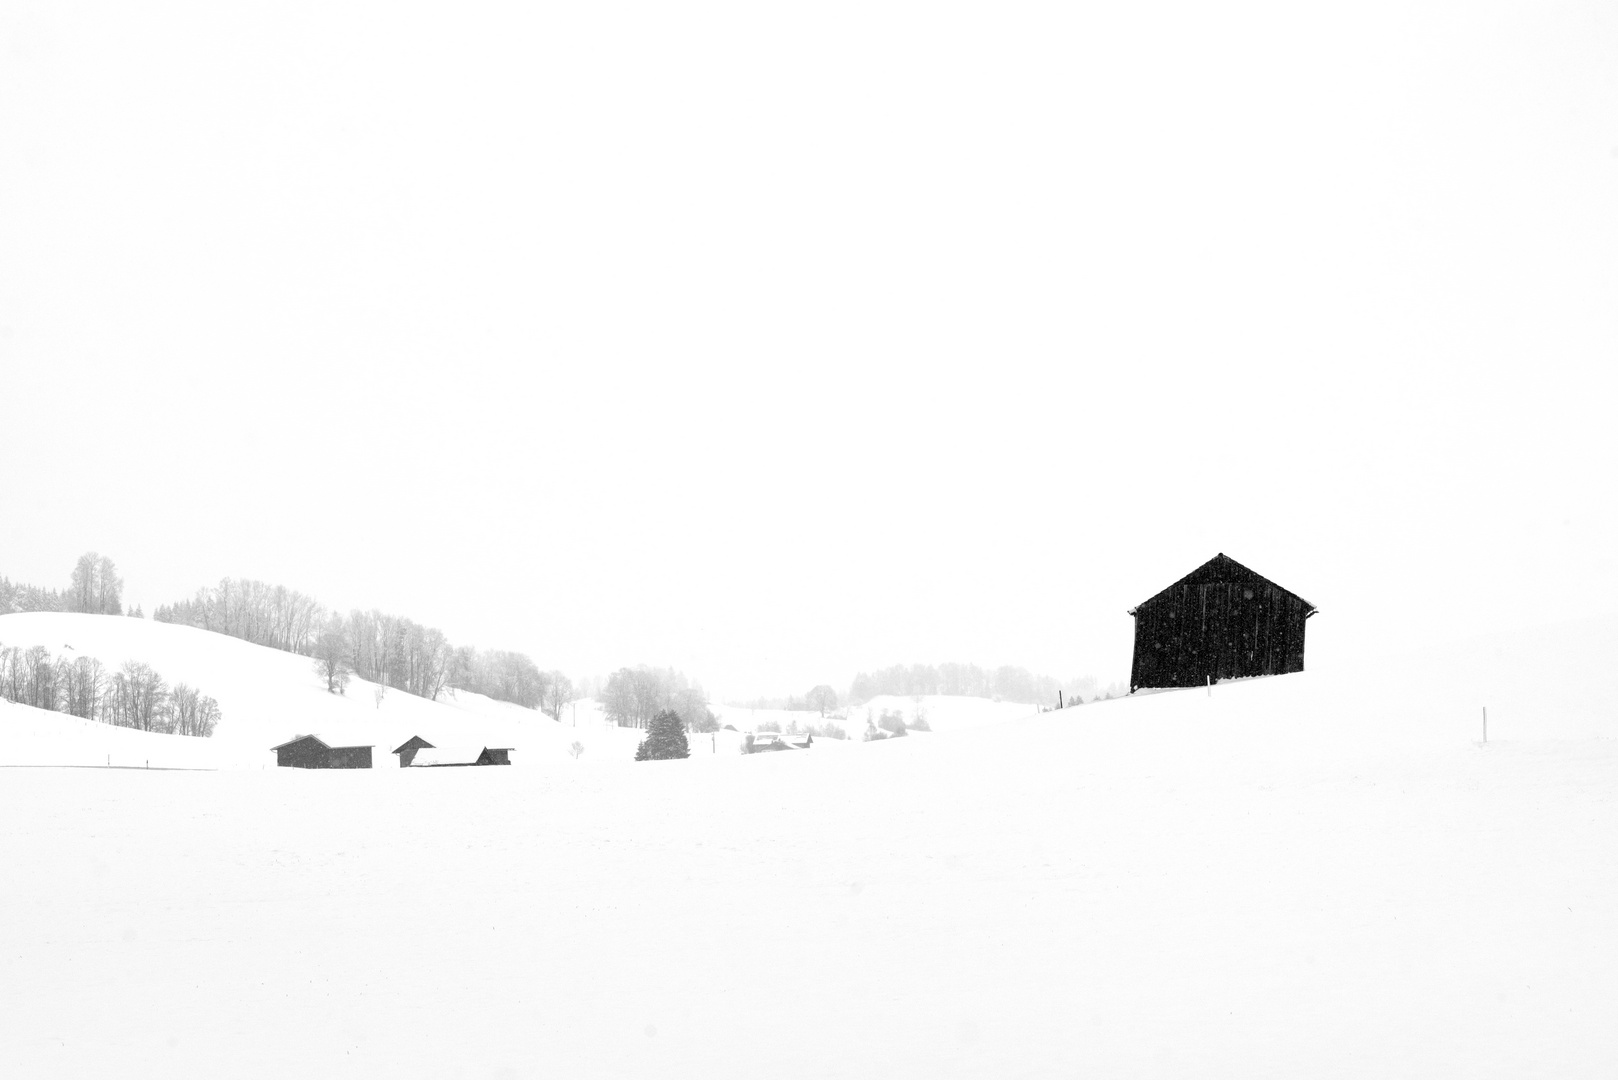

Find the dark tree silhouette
[[634, 709, 690, 761]]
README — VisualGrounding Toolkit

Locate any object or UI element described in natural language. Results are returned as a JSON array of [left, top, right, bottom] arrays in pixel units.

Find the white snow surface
[[3, 610, 1618, 1077]]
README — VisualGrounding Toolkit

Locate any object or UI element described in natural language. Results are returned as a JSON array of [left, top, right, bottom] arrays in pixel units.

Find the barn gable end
[[270, 735, 330, 769], [1128, 553, 1317, 692], [392, 736, 435, 767]]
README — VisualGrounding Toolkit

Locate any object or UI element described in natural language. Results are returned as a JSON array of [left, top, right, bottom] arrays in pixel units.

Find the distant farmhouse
[[392, 737, 512, 767], [271, 735, 374, 769], [745, 732, 812, 753], [1128, 553, 1317, 693]]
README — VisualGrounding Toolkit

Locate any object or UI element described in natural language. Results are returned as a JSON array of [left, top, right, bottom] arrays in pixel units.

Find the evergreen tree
[[634, 709, 690, 761]]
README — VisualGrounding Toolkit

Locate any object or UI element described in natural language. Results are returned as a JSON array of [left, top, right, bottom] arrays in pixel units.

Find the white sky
[[2, 1, 1615, 700]]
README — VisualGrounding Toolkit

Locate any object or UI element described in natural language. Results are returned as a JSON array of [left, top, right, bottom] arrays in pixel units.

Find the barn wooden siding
[[1129, 554, 1315, 692], [272, 736, 375, 769], [275, 738, 329, 769], [325, 746, 373, 769]]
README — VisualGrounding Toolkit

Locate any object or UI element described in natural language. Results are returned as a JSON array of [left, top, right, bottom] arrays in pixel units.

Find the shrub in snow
[[634, 709, 690, 761], [687, 709, 721, 733]]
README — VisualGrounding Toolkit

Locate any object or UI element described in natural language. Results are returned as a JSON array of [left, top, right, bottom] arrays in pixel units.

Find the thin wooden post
[[1482, 706, 1488, 745], [1206, 675, 1212, 698]]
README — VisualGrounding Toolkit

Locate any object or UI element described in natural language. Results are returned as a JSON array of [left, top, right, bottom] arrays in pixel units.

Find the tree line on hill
[[597, 666, 718, 732], [846, 662, 1116, 706], [0, 641, 219, 737], [754, 715, 850, 740], [732, 665, 1117, 715], [0, 553, 132, 617], [154, 577, 575, 719]]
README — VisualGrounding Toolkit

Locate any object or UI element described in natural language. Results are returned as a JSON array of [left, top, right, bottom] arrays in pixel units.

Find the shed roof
[[269, 734, 374, 752], [391, 736, 435, 755], [270, 734, 328, 751], [1128, 553, 1316, 616]]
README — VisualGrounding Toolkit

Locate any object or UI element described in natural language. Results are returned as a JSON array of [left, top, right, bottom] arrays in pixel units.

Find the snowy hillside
[[3, 612, 1617, 1077], [0, 613, 1042, 766], [0, 612, 644, 767]]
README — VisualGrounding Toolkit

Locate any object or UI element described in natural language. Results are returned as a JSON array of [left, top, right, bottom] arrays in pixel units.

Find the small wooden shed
[[270, 735, 375, 769], [393, 738, 512, 767], [1128, 553, 1317, 692], [391, 735, 434, 767]]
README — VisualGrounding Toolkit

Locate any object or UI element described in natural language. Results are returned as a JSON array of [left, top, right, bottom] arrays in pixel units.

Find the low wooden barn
[[1128, 553, 1317, 693], [391, 735, 433, 767], [392, 737, 512, 767], [270, 735, 374, 769]]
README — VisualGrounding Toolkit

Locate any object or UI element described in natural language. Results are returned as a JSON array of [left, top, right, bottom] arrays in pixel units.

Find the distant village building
[[743, 732, 812, 753], [1128, 553, 1317, 693], [270, 735, 374, 769], [392, 737, 512, 767]]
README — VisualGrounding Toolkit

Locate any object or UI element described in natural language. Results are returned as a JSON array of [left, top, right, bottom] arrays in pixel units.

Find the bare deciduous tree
[[541, 671, 575, 722], [312, 617, 352, 694]]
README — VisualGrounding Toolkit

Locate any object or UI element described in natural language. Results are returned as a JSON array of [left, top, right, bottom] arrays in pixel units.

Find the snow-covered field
[[3, 611, 1617, 1077]]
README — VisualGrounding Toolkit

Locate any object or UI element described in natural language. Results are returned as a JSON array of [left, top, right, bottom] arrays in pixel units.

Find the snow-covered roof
[[409, 745, 489, 766], [392, 735, 435, 754], [269, 734, 328, 751], [269, 735, 374, 751]]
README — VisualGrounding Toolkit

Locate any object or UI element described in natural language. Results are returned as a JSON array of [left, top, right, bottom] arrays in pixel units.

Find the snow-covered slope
[[3, 612, 1617, 1078], [0, 612, 644, 767]]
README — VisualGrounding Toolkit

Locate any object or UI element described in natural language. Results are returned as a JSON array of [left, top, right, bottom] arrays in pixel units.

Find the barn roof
[[269, 734, 328, 751], [268, 734, 374, 751], [391, 736, 435, 755], [1128, 553, 1317, 616]]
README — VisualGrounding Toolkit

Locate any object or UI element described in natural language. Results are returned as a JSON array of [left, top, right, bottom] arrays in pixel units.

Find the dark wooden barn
[[1128, 553, 1317, 692], [270, 735, 375, 769]]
